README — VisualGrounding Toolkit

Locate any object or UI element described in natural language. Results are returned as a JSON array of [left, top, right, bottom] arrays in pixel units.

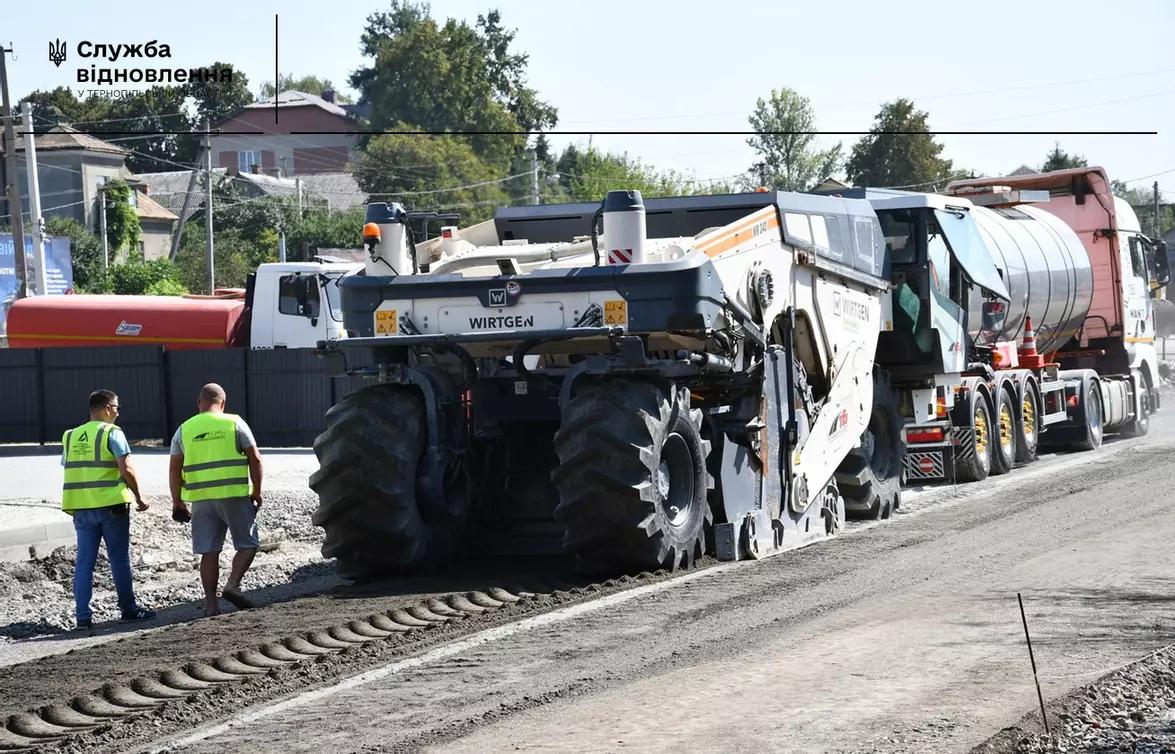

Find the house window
[[238, 150, 262, 173]]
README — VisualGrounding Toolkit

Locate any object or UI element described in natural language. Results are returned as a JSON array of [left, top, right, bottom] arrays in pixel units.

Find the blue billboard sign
[[0, 234, 76, 334]]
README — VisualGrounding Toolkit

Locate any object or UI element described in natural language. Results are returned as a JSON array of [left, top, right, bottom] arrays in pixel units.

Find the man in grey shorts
[[170, 384, 264, 617]]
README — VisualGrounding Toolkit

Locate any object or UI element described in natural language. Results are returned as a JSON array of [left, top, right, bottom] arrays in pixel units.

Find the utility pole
[[0, 44, 27, 300], [530, 150, 539, 205], [1155, 181, 1162, 239], [295, 176, 303, 218], [203, 119, 214, 294], [21, 105, 47, 296], [98, 183, 108, 271], [169, 137, 205, 262]]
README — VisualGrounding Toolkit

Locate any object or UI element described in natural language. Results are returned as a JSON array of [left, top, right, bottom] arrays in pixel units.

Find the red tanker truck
[[5, 261, 357, 350]]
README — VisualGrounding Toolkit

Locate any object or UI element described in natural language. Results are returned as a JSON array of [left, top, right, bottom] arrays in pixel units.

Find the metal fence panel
[[245, 350, 335, 447], [0, 349, 41, 444], [41, 346, 166, 443], [0, 344, 392, 448], [165, 349, 248, 444]]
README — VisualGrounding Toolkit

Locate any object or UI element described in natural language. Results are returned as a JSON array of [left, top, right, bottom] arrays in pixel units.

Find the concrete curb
[[0, 520, 75, 563]]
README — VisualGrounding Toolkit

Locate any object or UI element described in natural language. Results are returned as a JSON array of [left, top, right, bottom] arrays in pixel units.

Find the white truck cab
[[248, 260, 360, 349]]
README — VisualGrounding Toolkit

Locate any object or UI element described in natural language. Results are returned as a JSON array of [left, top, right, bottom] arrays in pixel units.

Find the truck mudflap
[[901, 421, 956, 485]]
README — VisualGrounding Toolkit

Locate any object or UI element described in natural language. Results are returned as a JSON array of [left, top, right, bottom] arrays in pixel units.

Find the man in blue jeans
[[61, 389, 156, 630]]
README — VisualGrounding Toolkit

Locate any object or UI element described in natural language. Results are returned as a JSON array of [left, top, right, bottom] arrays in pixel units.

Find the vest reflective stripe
[[179, 412, 251, 502], [61, 421, 134, 511]]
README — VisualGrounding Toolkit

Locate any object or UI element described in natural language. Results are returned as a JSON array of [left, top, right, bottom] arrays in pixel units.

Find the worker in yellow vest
[[169, 383, 264, 617], [61, 389, 156, 630]]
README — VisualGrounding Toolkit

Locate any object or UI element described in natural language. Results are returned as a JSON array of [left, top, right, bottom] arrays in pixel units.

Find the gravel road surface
[[130, 417, 1175, 754]]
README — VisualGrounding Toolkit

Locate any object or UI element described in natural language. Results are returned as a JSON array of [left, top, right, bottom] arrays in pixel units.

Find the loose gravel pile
[[0, 489, 331, 643], [974, 645, 1175, 754]]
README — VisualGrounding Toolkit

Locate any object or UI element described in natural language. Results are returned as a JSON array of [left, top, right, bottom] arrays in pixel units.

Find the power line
[[560, 67, 1175, 124]]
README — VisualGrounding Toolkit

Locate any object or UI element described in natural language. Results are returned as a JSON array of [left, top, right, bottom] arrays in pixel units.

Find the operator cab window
[[278, 274, 321, 318]]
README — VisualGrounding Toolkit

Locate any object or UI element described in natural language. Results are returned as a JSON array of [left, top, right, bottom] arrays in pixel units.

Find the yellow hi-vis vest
[[61, 420, 135, 512], [179, 412, 251, 503]]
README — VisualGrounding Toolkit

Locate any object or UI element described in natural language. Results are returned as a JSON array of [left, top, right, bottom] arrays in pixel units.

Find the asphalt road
[[0, 448, 319, 504], [144, 418, 1175, 754]]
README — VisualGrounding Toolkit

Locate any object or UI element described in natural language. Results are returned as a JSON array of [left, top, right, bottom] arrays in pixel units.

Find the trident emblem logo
[[49, 39, 67, 67]]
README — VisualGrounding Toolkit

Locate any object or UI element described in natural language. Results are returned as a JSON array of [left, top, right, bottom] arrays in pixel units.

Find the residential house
[[136, 168, 368, 226], [0, 107, 178, 261], [209, 89, 360, 178]]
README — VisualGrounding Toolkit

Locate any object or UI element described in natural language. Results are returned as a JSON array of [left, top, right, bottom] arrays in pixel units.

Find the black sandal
[[222, 588, 255, 610]]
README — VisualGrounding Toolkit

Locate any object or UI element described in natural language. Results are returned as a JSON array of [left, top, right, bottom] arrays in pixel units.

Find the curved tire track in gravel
[[0, 568, 713, 754]]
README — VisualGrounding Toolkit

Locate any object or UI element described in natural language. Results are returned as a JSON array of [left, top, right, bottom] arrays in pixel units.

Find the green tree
[[101, 180, 142, 259], [285, 207, 368, 258], [553, 142, 736, 203], [745, 88, 843, 192], [186, 62, 255, 128], [845, 99, 956, 189], [173, 224, 254, 293], [98, 254, 187, 295], [1112, 181, 1175, 237], [349, 127, 509, 224], [19, 63, 254, 175], [349, 1, 556, 172], [42, 216, 104, 292], [1040, 142, 1088, 172], [259, 74, 352, 102]]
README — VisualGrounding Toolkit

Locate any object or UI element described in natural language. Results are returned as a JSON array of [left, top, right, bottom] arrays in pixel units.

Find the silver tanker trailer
[[813, 166, 1167, 505]]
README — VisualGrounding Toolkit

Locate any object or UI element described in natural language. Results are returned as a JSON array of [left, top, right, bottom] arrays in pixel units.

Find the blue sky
[[7, 0, 1174, 199]]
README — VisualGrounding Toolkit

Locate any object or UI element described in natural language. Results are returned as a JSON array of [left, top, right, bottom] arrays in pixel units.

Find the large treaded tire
[[309, 383, 454, 582], [551, 378, 713, 576], [835, 368, 905, 521]]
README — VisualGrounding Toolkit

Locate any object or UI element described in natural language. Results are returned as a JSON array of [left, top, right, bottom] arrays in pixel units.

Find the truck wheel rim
[[1021, 394, 1036, 446], [998, 403, 1014, 456], [974, 406, 989, 462]]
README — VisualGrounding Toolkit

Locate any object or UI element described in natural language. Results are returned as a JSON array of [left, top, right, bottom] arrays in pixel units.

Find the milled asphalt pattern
[[0, 404, 1171, 753]]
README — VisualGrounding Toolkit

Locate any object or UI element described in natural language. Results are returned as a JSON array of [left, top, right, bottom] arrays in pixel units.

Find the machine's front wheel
[[551, 378, 713, 575], [310, 383, 462, 581]]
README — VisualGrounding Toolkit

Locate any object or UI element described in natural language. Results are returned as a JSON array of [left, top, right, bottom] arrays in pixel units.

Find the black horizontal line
[[36, 129, 1160, 137]]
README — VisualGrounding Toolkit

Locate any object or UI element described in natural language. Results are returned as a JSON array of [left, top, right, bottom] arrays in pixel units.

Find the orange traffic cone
[[1018, 315, 1045, 369]]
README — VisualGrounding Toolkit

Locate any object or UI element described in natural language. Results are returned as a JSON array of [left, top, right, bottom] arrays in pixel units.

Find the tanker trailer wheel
[[551, 377, 713, 576], [1120, 370, 1151, 438], [1015, 384, 1041, 464], [1073, 380, 1104, 452], [310, 383, 461, 582], [954, 395, 993, 483], [835, 368, 904, 521], [989, 388, 1017, 476]]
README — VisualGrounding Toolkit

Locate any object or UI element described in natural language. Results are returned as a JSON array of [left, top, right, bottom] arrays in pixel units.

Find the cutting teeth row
[[0, 577, 592, 751]]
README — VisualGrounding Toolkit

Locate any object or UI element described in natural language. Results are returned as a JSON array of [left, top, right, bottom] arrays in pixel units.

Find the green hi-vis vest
[[180, 412, 251, 503], [61, 420, 135, 512]]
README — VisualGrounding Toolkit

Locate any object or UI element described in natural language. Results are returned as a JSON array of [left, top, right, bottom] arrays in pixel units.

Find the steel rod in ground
[[1018, 591, 1050, 737]]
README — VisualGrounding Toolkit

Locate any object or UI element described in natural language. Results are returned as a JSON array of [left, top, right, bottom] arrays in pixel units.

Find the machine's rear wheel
[[310, 383, 459, 582], [551, 378, 713, 575], [836, 368, 904, 521]]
